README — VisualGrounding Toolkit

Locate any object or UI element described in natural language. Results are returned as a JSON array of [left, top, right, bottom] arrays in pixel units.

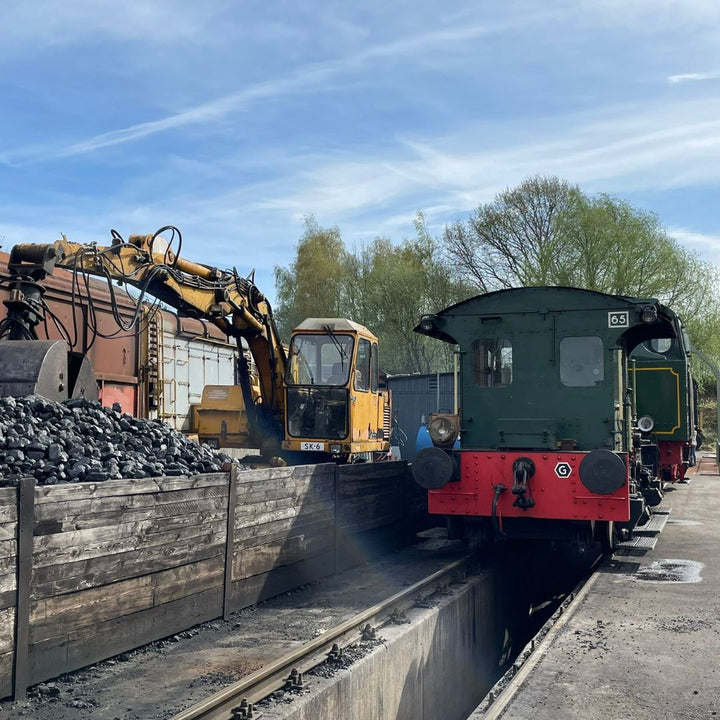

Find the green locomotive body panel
[[416, 287, 683, 454], [631, 339, 693, 443]]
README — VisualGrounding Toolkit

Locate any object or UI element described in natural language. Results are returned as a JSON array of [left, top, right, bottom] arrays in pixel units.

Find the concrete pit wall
[[261, 569, 513, 720]]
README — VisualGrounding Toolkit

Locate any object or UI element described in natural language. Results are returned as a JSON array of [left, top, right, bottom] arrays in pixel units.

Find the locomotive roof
[[415, 285, 682, 351]]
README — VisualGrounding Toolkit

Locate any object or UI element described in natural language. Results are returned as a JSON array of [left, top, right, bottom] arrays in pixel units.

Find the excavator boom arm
[[4, 232, 288, 449]]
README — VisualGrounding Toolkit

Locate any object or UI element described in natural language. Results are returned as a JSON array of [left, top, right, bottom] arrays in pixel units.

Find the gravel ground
[[0, 536, 469, 720]]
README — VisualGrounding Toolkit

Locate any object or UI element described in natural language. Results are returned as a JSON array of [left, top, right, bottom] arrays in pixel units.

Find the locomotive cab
[[412, 287, 683, 549]]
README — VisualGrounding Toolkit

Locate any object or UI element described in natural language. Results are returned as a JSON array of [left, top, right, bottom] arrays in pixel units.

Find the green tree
[[443, 175, 577, 291], [554, 191, 716, 321], [443, 176, 719, 326], [339, 214, 474, 374], [273, 215, 347, 340], [275, 213, 472, 374]]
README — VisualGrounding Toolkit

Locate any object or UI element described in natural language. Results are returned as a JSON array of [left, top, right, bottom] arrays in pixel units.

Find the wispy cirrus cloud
[[669, 72, 720, 84], [0, 18, 543, 165], [247, 98, 720, 228]]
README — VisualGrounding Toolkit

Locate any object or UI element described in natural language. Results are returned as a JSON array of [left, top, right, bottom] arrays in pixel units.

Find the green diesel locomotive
[[412, 286, 685, 551]]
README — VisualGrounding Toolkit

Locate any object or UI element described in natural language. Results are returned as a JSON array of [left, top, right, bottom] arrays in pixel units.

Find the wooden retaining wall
[[0, 461, 426, 699]]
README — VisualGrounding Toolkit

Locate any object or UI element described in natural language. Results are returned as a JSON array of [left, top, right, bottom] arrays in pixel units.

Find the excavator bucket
[[0, 340, 98, 403]]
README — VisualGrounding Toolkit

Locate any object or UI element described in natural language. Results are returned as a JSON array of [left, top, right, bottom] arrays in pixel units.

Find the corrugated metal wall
[[387, 373, 455, 460]]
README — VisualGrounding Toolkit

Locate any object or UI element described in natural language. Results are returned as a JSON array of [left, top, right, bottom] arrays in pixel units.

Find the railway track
[[170, 555, 473, 720]]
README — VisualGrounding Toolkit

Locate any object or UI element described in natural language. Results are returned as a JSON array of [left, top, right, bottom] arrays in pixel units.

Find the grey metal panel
[[157, 314, 238, 431], [387, 373, 455, 461]]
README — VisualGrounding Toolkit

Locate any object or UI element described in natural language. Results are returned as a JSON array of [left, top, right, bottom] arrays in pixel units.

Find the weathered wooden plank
[[235, 470, 334, 492], [0, 607, 15, 654], [233, 514, 334, 550], [0, 521, 17, 542], [233, 483, 335, 506], [336, 491, 403, 520], [152, 556, 224, 606], [0, 554, 15, 577], [29, 576, 155, 643], [234, 493, 333, 514], [336, 475, 402, 495], [337, 461, 407, 482], [232, 529, 335, 580], [0, 651, 12, 700], [35, 483, 228, 518], [0, 540, 17, 562], [0, 571, 16, 595], [32, 517, 227, 567], [237, 475, 335, 496], [234, 465, 334, 493], [33, 473, 229, 504], [0, 488, 18, 507], [0, 500, 18, 524], [337, 486, 402, 506], [0, 590, 16, 611], [234, 493, 334, 521], [227, 551, 335, 614], [34, 491, 229, 534], [31, 533, 225, 599], [28, 586, 223, 687], [29, 555, 227, 646]]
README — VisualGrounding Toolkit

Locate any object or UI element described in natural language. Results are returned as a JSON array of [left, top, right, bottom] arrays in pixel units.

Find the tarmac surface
[[474, 452, 720, 720]]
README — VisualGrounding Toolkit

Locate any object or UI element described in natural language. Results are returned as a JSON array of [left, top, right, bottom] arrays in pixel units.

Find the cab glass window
[[285, 333, 354, 386], [472, 339, 512, 387], [355, 338, 371, 392], [371, 342, 379, 393], [647, 338, 672, 354], [560, 336, 604, 386]]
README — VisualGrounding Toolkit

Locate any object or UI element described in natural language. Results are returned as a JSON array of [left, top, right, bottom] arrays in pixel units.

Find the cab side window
[[371, 342, 379, 393], [355, 339, 371, 392], [472, 339, 512, 387], [560, 336, 604, 386]]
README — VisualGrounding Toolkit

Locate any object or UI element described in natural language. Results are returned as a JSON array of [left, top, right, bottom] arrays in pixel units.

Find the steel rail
[[170, 555, 473, 720]]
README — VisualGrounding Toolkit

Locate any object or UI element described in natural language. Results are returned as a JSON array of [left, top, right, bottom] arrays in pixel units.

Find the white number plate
[[301, 442, 325, 451]]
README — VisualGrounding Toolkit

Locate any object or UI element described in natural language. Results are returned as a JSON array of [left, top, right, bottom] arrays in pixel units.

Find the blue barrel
[[415, 422, 459, 454]]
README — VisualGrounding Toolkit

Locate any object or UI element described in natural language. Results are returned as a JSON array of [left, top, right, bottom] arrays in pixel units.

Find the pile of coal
[[0, 395, 236, 486]]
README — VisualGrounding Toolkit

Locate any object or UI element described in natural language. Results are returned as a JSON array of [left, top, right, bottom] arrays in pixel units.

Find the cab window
[[371, 342, 379, 393], [560, 336, 604, 386], [355, 338, 371, 392], [472, 339, 512, 387], [285, 333, 354, 386]]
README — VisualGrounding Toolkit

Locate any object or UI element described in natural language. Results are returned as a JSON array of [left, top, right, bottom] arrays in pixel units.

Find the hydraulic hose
[[491, 483, 507, 537]]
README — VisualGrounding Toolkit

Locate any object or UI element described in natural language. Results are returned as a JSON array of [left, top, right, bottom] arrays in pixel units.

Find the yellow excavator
[[0, 228, 392, 464]]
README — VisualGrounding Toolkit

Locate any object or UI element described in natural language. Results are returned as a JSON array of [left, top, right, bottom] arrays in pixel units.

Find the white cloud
[[237, 98, 720, 232], [668, 72, 720, 84], [0, 0, 222, 51], [0, 16, 545, 164]]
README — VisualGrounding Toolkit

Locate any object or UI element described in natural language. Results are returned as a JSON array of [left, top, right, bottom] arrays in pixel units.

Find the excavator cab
[[283, 319, 391, 462]]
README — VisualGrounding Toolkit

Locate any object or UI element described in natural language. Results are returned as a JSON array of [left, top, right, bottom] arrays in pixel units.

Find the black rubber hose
[[491, 483, 507, 537]]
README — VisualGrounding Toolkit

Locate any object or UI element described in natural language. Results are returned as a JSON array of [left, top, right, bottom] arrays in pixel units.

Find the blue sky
[[1, 0, 719, 305]]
